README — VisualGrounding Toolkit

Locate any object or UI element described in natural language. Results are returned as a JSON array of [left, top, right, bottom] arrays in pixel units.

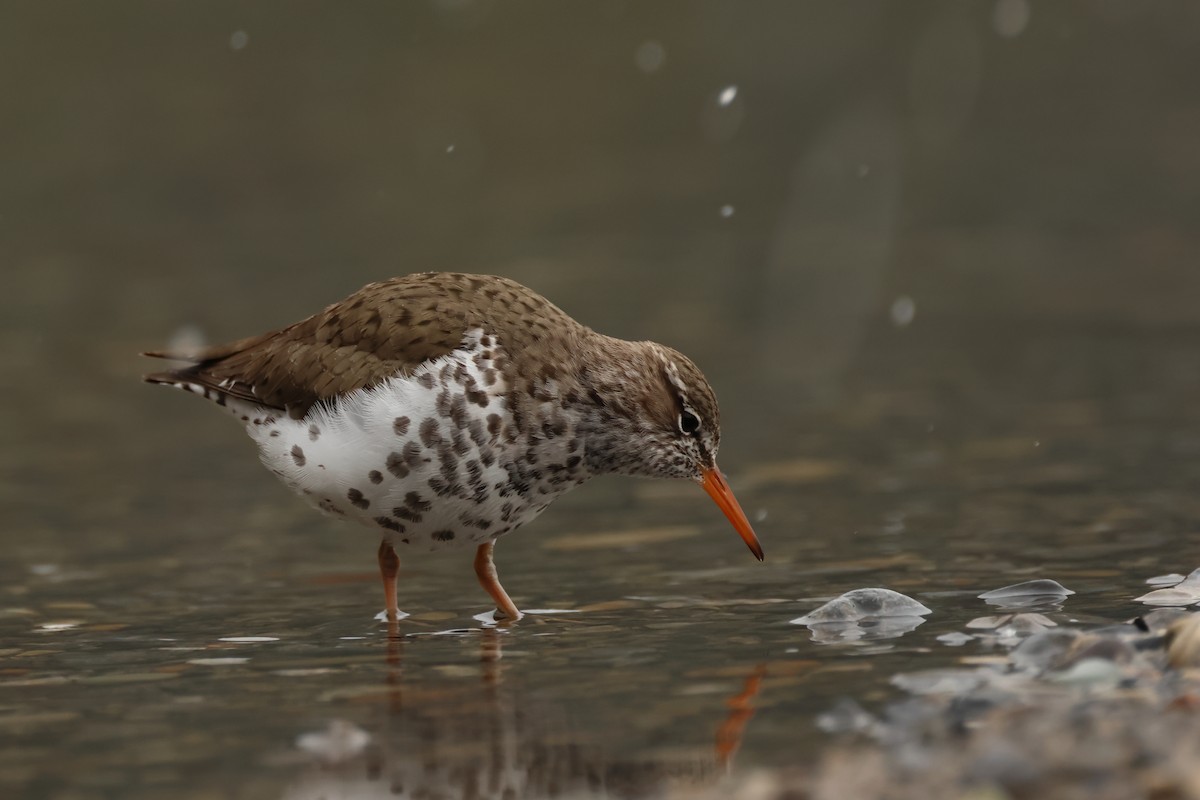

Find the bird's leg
[[377, 539, 401, 623], [473, 541, 522, 621]]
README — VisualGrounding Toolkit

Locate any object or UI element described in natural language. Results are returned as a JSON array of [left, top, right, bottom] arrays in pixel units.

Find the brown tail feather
[[142, 361, 284, 411], [143, 369, 187, 385], [141, 330, 275, 365], [142, 350, 189, 361]]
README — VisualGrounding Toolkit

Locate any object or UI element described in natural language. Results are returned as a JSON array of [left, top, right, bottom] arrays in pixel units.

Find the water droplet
[[229, 30, 249, 51], [719, 204, 735, 218], [993, 0, 1030, 38], [717, 85, 738, 107], [890, 295, 916, 327], [167, 324, 208, 359], [445, 143, 456, 153], [634, 40, 666, 74]]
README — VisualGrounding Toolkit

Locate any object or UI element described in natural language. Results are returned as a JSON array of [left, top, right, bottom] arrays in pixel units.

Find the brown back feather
[[142, 273, 580, 418]]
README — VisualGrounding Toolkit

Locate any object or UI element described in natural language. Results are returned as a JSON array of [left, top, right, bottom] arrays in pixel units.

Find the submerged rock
[[966, 612, 1056, 631], [891, 669, 990, 696], [805, 616, 928, 644], [815, 698, 881, 735], [1008, 629, 1081, 672], [296, 720, 371, 764], [936, 632, 974, 647], [1045, 656, 1126, 688], [964, 612, 1058, 647]]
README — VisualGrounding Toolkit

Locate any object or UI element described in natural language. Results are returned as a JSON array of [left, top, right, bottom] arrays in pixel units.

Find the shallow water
[[6, 3, 1200, 798]]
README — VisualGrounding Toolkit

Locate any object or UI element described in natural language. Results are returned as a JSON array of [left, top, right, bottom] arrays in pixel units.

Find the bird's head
[[630, 344, 764, 561]]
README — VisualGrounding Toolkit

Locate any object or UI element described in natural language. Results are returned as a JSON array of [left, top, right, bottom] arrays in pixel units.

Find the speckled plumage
[[144, 273, 761, 620]]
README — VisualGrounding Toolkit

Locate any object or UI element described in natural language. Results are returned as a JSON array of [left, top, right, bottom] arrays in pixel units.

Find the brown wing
[[143, 273, 557, 418]]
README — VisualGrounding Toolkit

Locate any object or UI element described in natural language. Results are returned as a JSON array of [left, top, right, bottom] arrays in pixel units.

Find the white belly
[[245, 331, 585, 552]]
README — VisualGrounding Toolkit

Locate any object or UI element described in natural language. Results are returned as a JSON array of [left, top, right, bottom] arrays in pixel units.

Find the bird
[[143, 273, 762, 622]]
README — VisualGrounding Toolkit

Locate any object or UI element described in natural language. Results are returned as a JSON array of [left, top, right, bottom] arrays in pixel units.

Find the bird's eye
[[679, 410, 700, 435]]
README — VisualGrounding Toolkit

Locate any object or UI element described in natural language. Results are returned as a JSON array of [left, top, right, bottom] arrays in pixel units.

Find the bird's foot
[[491, 607, 524, 623], [473, 608, 523, 626]]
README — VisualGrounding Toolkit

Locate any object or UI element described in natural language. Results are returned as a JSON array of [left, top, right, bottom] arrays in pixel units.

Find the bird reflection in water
[[283, 622, 765, 799]]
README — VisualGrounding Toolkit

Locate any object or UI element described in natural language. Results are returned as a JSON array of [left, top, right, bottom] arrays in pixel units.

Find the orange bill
[[702, 468, 764, 561]]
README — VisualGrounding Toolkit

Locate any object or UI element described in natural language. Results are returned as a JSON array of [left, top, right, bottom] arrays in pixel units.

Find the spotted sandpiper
[[144, 273, 762, 621]]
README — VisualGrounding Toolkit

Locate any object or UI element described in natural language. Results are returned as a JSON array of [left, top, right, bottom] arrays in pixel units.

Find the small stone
[[937, 632, 975, 647], [791, 588, 932, 625], [1134, 586, 1200, 607], [1166, 614, 1200, 669], [296, 720, 371, 763], [1046, 657, 1123, 688], [978, 579, 1074, 608], [1009, 629, 1080, 672]]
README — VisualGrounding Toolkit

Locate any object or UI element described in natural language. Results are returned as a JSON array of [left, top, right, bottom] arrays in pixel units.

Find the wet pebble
[[1166, 614, 1200, 669], [779, 605, 1200, 800], [1134, 607, 1192, 633], [1009, 629, 1080, 672], [891, 668, 988, 696], [966, 612, 1056, 631], [1046, 657, 1124, 688], [296, 720, 371, 764], [1053, 633, 1138, 671], [791, 588, 931, 625], [815, 698, 880, 735], [964, 613, 1058, 648], [937, 632, 975, 647], [1135, 569, 1200, 606], [1133, 587, 1200, 606], [978, 579, 1074, 608], [792, 589, 931, 644]]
